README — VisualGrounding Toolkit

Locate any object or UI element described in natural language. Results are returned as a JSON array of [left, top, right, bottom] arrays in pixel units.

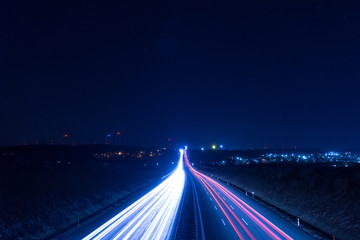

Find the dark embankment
[[189, 152, 360, 240], [0, 145, 177, 240]]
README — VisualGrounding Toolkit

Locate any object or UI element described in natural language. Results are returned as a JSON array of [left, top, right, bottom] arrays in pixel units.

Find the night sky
[[1, 1, 360, 149]]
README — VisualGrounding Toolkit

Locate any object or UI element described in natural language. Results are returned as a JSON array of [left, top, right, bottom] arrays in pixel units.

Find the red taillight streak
[[209, 178, 292, 240], [194, 172, 245, 240], [184, 152, 290, 240], [194, 171, 256, 240], [203, 174, 292, 240], [204, 177, 281, 240]]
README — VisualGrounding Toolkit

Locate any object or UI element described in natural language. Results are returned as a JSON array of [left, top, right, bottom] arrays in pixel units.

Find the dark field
[[195, 163, 360, 240], [0, 146, 176, 240]]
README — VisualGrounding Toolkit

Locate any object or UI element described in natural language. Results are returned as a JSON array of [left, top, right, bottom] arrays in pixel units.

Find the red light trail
[[184, 151, 293, 240]]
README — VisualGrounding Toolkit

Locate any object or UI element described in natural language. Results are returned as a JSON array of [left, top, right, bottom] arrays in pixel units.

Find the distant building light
[[185, 146, 188, 150], [220, 145, 223, 148], [107, 134, 111, 137], [201, 147, 204, 151], [212, 145, 216, 149]]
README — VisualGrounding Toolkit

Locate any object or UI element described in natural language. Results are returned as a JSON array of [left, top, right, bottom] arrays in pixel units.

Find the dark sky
[[1, 1, 360, 149]]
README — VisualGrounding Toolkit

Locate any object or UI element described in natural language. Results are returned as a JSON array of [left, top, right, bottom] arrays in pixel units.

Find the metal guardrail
[[196, 168, 334, 240]]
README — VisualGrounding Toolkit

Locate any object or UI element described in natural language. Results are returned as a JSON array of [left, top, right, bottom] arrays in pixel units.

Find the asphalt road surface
[[184, 150, 315, 240], [74, 149, 317, 240]]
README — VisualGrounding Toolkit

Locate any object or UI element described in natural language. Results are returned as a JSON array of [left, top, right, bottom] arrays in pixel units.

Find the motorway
[[184, 151, 315, 240], [79, 149, 316, 240], [81, 151, 185, 240]]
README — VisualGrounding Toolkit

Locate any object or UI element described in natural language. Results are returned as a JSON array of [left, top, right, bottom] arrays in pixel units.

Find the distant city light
[[201, 147, 204, 151], [107, 134, 111, 137], [220, 145, 223, 148], [212, 145, 216, 149]]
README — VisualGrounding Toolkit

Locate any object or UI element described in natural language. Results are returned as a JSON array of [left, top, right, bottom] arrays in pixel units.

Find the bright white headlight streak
[[83, 150, 185, 240]]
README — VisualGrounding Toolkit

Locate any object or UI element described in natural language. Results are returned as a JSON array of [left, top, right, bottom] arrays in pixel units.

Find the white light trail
[[83, 150, 185, 240]]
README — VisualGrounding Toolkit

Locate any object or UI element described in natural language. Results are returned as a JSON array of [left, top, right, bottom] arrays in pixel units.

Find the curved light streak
[[184, 151, 293, 240], [83, 150, 185, 240]]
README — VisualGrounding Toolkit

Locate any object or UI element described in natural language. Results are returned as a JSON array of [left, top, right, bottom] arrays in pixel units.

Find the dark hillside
[[0, 145, 177, 239], [191, 156, 360, 240]]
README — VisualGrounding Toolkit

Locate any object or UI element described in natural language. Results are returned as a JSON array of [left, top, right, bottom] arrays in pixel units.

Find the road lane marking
[[242, 218, 249, 225], [221, 218, 226, 226], [210, 197, 212, 201], [192, 172, 246, 240], [214, 205, 217, 210], [230, 205, 234, 210], [186, 155, 292, 240], [223, 197, 226, 201]]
